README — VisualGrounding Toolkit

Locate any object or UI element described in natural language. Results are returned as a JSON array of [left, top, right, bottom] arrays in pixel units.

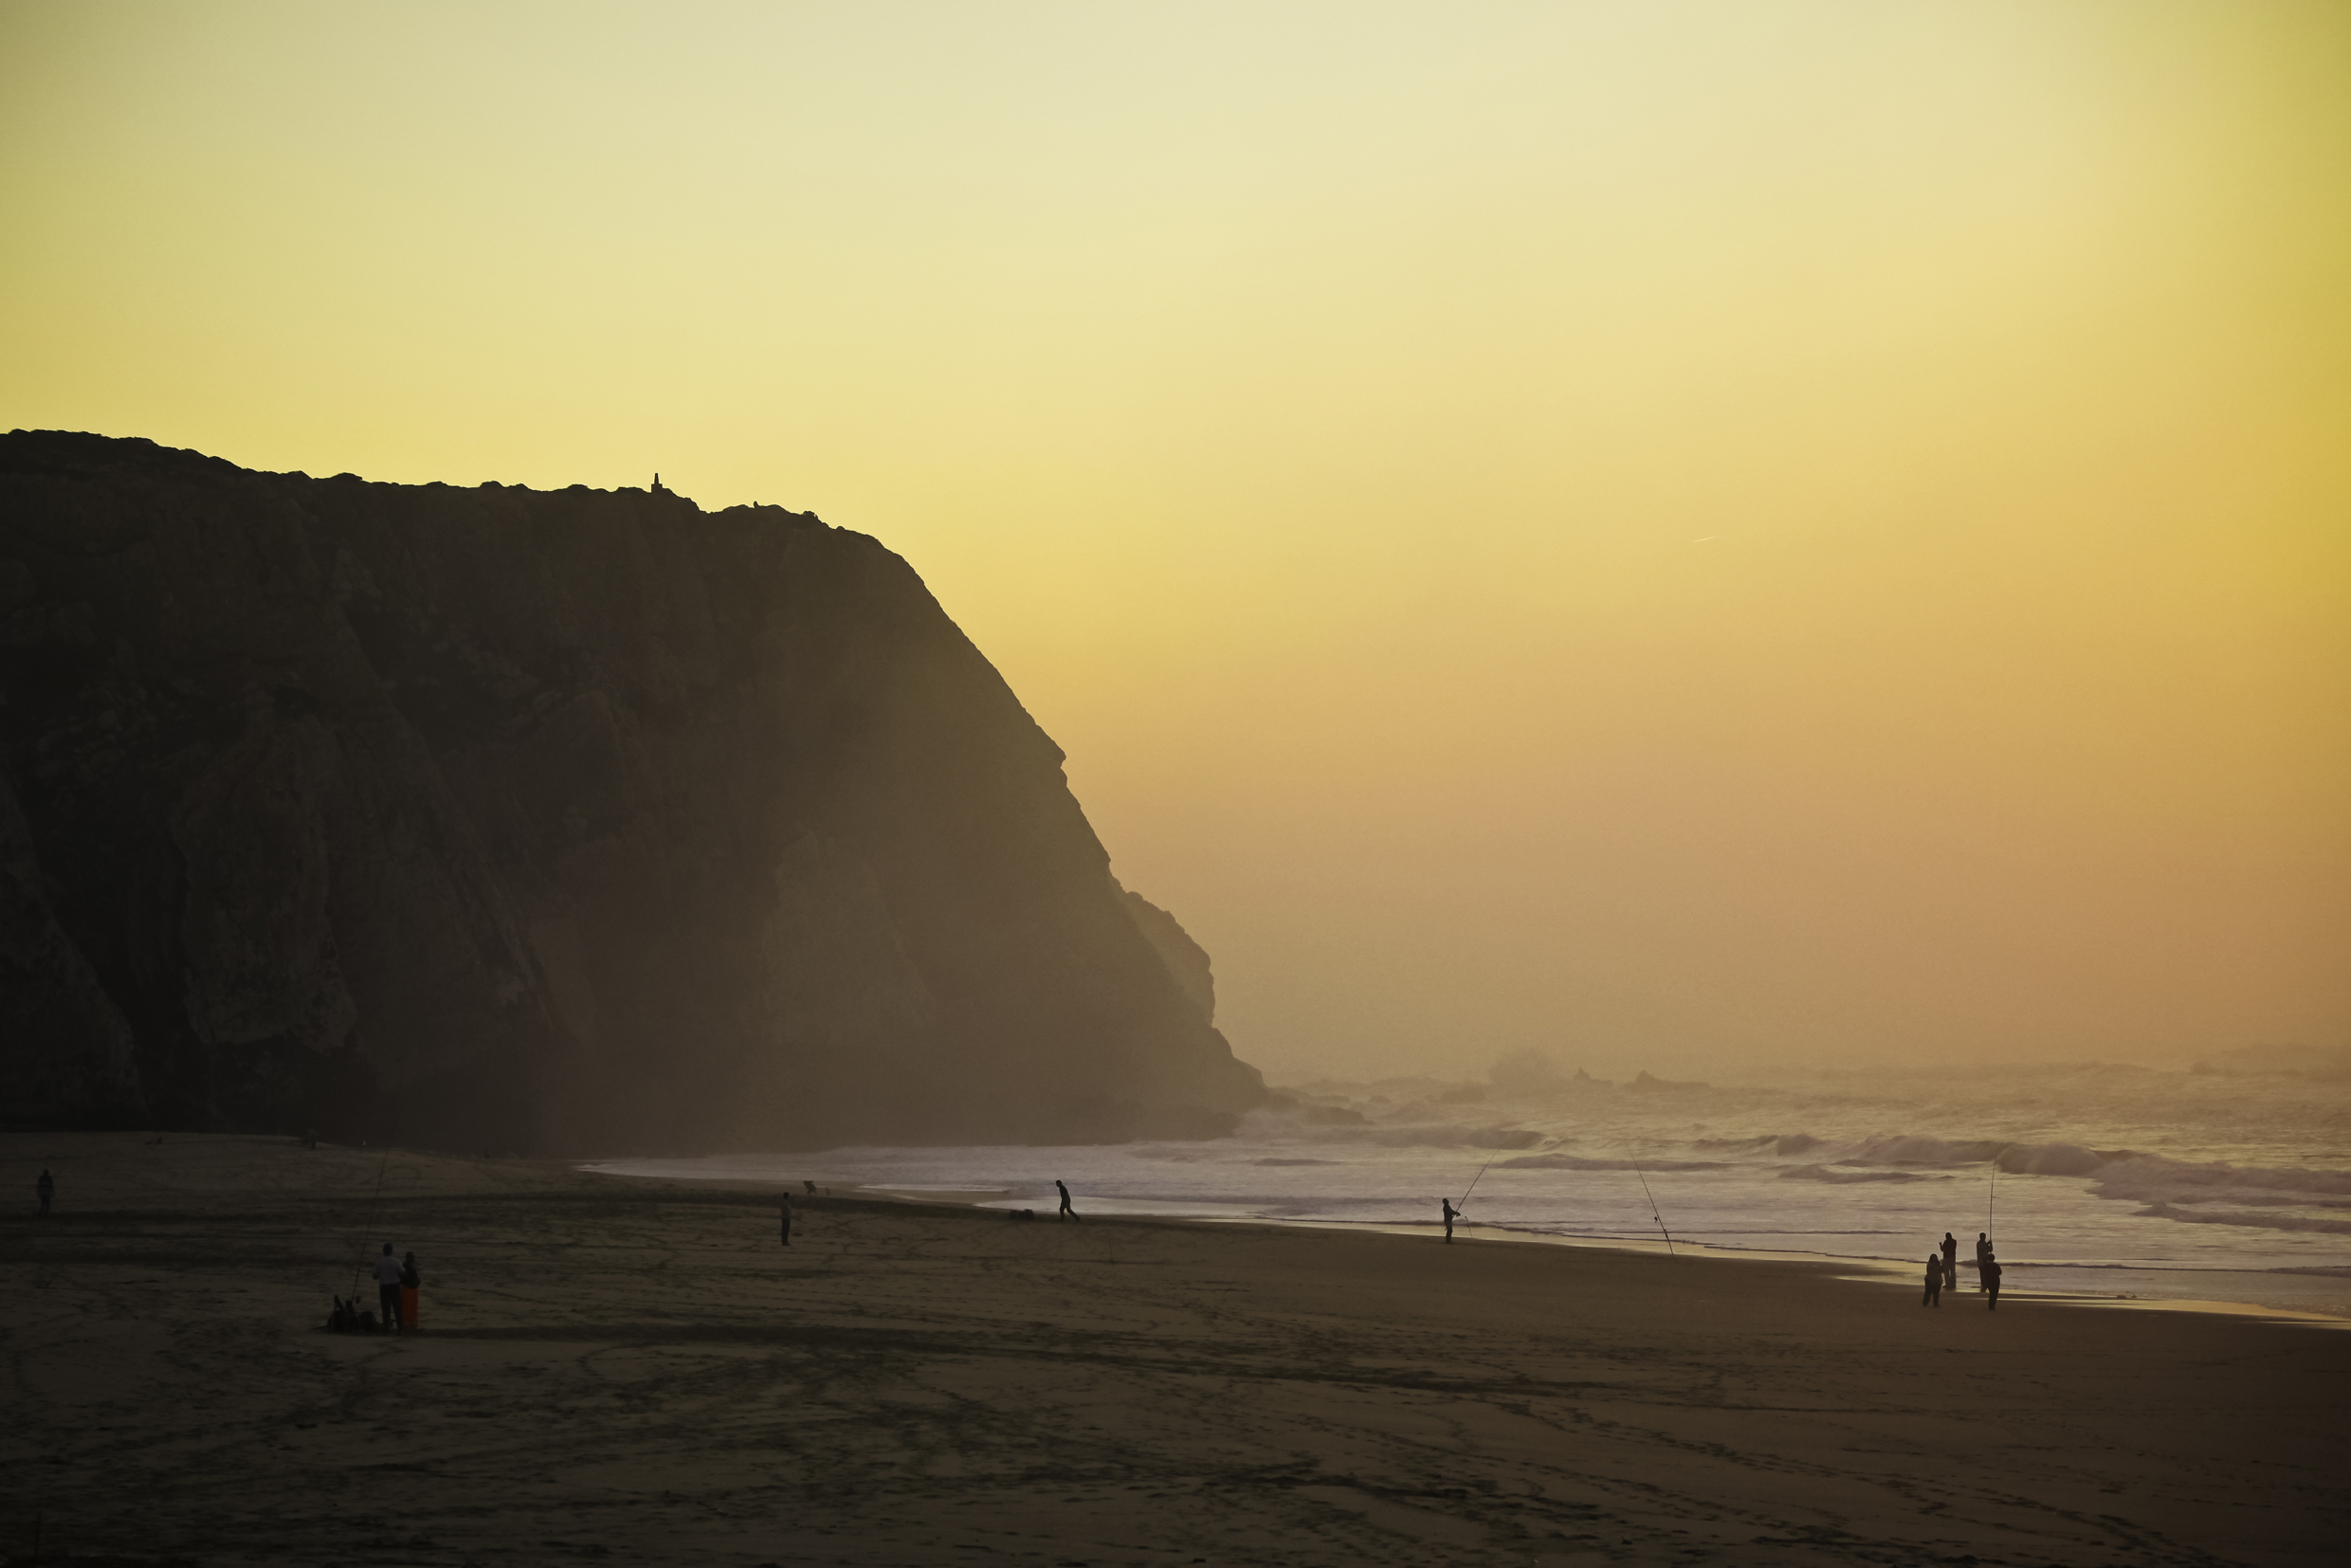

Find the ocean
[[589, 1062, 2351, 1321]]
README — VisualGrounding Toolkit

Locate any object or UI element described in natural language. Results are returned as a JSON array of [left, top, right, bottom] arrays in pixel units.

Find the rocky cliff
[[0, 431, 1263, 1151]]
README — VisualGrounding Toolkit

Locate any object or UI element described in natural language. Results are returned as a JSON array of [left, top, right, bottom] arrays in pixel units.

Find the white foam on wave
[[1494, 1153, 1727, 1172], [1777, 1164, 1943, 1184]]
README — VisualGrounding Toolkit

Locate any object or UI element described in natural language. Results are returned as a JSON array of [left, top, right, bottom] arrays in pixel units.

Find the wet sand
[[3, 1131, 2346, 1567]]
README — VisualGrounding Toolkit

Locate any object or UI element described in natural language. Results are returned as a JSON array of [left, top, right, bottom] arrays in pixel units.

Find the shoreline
[[596, 1166, 2351, 1329], [8, 1129, 2349, 1566]]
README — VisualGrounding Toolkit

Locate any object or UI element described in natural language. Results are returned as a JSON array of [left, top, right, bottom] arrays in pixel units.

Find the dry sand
[[3, 1131, 2345, 1568]]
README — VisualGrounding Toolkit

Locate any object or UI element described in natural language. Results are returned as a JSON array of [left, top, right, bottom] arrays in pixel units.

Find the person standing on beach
[[373, 1242, 405, 1331], [1923, 1252, 1943, 1306], [1976, 1232, 1992, 1290], [779, 1194, 793, 1248], [1982, 1250, 2003, 1310], [400, 1251, 422, 1331], [1441, 1197, 1460, 1243], [35, 1168, 54, 1216], [1941, 1232, 1959, 1290], [1056, 1180, 1078, 1222]]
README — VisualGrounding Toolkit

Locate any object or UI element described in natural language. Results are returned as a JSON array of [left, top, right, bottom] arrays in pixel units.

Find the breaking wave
[[1696, 1134, 1820, 1156], [1496, 1154, 1727, 1173], [2130, 1204, 2351, 1236], [1778, 1165, 1943, 1184]]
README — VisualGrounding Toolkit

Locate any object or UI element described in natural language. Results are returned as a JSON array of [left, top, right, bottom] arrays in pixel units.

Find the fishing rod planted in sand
[[1631, 1158, 1676, 1257], [346, 1145, 393, 1300]]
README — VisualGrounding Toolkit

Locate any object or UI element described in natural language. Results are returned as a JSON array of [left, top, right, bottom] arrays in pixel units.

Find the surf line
[[1631, 1158, 1676, 1257]]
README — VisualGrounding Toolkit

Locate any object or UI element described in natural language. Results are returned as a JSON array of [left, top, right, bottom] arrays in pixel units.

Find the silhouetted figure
[[779, 1194, 793, 1248], [1941, 1232, 1958, 1289], [1982, 1252, 2002, 1310], [1923, 1253, 1943, 1306], [400, 1251, 422, 1331], [35, 1168, 54, 1216], [1976, 1232, 1992, 1291], [1441, 1197, 1460, 1243], [373, 1242, 405, 1332], [1056, 1180, 1078, 1222]]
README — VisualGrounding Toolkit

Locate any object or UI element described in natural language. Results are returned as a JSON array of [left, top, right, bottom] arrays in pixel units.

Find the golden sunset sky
[[5, 1, 2345, 1080]]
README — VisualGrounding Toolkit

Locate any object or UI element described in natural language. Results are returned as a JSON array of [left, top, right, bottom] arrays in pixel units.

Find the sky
[[4, 1, 2345, 1083]]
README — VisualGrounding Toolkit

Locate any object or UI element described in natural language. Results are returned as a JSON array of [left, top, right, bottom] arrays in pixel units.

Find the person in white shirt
[[373, 1242, 405, 1331]]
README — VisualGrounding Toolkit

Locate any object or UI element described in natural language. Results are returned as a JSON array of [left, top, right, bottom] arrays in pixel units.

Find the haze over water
[[7, 4, 2346, 1083]]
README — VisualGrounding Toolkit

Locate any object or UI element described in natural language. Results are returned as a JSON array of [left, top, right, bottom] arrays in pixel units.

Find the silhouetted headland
[[0, 431, 1263, 1151]]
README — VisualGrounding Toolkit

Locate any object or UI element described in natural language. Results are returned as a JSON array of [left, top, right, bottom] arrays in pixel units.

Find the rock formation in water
[[0, 431, 1264, 1151]]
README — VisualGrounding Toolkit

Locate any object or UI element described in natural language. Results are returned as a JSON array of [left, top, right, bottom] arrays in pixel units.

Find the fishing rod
[[346, 1145, 394, 1302], [1457, 1154, 1501, 1212], [1631, 1159, 1676, 1257]]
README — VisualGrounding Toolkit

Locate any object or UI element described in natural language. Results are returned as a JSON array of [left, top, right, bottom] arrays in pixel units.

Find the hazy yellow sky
[[5, 1, 2345, 1081]]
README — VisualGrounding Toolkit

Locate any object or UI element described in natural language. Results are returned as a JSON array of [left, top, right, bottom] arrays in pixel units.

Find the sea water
[[589, 1062, 2351, 1320]]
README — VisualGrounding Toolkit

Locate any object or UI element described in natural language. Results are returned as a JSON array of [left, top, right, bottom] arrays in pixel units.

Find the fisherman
[[1941, 1232, 1959, 1291], [35, 1168, 54, 1216], [1976, 1232, 1992, 1291], [1923, 1251, 1943, 1307], [1441, 1196, 1460, 1244], [373, 1242, 405, 1332], [1056, 1179, 1079, 1222], [1982, 1250, 2003, 1311], [779, 1193, 793, 1248]]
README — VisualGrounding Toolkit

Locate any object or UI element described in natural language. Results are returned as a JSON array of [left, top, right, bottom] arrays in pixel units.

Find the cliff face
[[1117, 883, 1216, 1027], [0, 431, 1263, 1151]]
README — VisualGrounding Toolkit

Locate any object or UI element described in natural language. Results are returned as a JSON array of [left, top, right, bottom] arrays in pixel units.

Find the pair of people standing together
[[371, 1243, 423, 1330]]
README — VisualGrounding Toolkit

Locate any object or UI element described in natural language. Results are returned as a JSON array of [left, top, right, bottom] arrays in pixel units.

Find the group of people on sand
[[1923, 1231, 2001, 1309], [327, 1242, 422, 1334]]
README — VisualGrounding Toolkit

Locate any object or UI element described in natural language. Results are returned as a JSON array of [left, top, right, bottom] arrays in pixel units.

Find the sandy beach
[[3, 1132, 2345, 1567]]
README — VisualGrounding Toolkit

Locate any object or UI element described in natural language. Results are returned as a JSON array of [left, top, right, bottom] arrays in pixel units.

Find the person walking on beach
[[1982, 1250, 2003, 1310], [1923, 1251, 1943, 1306], [373, 1242, 405, 1331], [1056, 1180, 1078, 1222], [1941, 1232, 1959, 1290], [1976, 1231, 1992, 1291], [400, 1251, 422, 1331], [35, 1168, 54, 1216], [779, 1193, 793, 1248], [1441, 1196, 1460, 1243]]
